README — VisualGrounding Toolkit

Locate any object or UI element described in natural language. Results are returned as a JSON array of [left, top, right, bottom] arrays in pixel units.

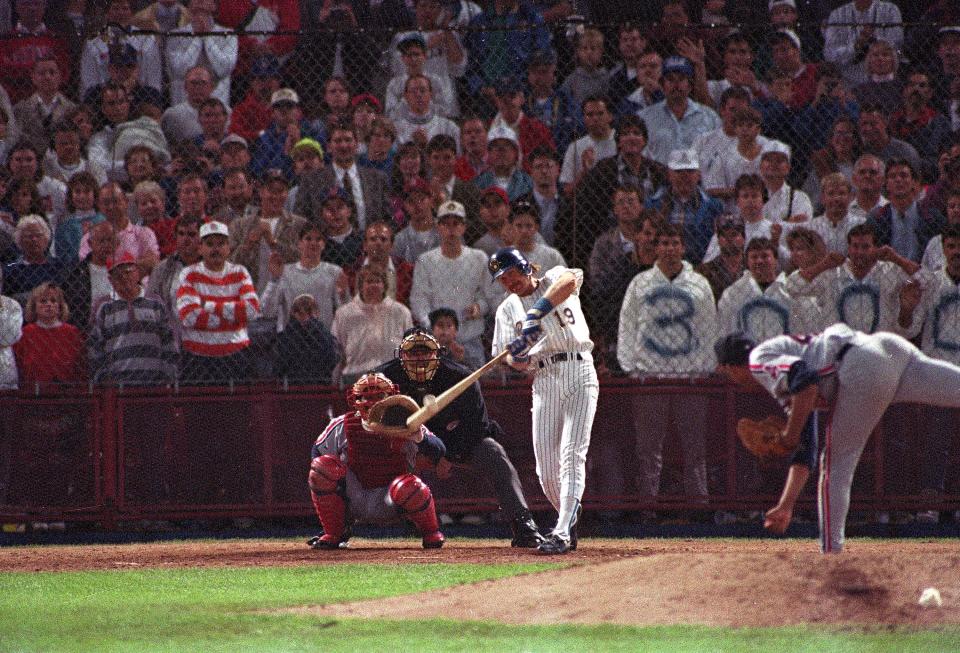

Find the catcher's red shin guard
[[389, 473, 444, 548], [309, 455, 347, 545]]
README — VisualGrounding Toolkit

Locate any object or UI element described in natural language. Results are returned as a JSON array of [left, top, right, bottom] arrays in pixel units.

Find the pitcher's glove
[[363, 395, 423, 441], [737, 415, 790, 458]]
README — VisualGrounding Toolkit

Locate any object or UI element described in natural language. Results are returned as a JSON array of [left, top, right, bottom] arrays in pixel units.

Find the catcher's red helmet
[[347, 372, 399, 417]]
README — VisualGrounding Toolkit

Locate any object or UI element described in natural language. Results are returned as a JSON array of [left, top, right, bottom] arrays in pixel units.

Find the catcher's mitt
[[362, 394, 423, 441], [736, 415, 790, 458]]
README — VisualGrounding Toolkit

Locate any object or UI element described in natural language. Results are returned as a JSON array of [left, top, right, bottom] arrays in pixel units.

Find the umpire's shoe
[[537, 533, 571, 555], [510, 511, 545, 548]]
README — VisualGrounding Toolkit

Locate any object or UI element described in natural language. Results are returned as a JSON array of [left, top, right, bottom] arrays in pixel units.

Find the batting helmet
[[488, 246, 532, 281], [347, 372, 399, 418], [398, 329, 441, 382]]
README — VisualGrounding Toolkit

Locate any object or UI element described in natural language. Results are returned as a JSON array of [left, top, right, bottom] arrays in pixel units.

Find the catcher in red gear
[[307, 372, 448, 549]]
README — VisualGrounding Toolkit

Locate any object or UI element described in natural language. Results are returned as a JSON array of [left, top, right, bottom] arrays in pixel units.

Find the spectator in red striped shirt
[[175, 220, 260, 384]]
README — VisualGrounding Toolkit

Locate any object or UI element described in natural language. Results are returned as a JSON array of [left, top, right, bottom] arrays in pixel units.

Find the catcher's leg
[[307, 455, 348, 549], [388, 473, 444, 548]]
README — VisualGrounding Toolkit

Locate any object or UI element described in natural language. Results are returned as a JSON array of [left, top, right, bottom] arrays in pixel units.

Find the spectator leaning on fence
[[13, 281, 86, 386], [176, 220, 260, 384], [89, 252, 178, 385], [617, 222, 716, 514], [273, 293, 340, 385]]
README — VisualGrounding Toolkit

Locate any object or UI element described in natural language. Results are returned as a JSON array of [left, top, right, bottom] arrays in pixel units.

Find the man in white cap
[[474, 125, 534, 201], [636, 56, 720, 166], [410, 199, 491, 368], [644, 148, 723, 263], [175, 220, 261, 384]]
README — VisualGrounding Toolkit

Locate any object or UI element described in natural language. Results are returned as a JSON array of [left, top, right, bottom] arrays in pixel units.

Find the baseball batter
[[307, 373, 447, 549], [489, 247, 598, 555], [716, 324, 960, 552]]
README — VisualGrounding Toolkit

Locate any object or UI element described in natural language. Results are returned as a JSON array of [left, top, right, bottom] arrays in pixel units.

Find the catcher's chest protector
[[345, 414, 411, 488]]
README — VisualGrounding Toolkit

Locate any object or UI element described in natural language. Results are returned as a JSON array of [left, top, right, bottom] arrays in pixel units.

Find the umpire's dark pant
[[469, 437, 530, 519]]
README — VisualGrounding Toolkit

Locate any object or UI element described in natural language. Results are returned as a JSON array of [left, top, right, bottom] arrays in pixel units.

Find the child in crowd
[[273, 293, 341, 385], [560, 27, 609, 109], [13, 282, 86, 386], [54, 171, 104, 263], [429, 306, 465, 366]]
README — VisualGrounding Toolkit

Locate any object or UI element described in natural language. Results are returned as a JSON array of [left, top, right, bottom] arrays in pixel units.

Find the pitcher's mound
[[301, 540, 960, 627]]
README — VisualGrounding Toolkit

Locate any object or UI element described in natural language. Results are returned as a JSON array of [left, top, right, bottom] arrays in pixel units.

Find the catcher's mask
[[398, 330, 441, 382], [348, 372, 399, 418]]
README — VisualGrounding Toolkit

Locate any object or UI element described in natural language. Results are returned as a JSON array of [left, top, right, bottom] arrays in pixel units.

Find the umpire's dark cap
[[714, 332, 756, 366]]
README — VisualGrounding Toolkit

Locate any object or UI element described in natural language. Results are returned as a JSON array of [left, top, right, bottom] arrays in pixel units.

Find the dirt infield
[[3, 538, 959, 627]]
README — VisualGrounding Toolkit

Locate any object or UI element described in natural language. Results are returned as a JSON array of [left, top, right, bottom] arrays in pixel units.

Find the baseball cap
[[487, 124, 519, 148], [495, 76, 525, 96], [510, 198, 540, 218], [250, 54, 280, 78], [768, 0, 796, 9], [714, 332, 756, 367], [528, 49, 557, 68], [108, 43, 138, 67], [200, 221, 230, 239], [771, 29, 802, 50], [270, 88, 300, 106], [397, 32, 427, 51], [291, 137, 324, 158], [220, 133, 249, 149], [940, 26, 960, 39], [667, 149, 699, 171], [404, 177, 431, 198], [107, 251, 137, 272], [481, 186, 510, 204], [351, 93, 382, 111], [662, 56, 694, 78], [437, 200, 466, 221], [262, 168, 289, 186]]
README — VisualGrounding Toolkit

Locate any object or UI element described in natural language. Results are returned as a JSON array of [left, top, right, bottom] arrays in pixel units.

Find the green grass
[[0, 554, 958, 652]]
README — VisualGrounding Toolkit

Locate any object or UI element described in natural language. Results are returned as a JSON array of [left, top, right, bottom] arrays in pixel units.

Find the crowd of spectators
[[2, 0, 960, 408]]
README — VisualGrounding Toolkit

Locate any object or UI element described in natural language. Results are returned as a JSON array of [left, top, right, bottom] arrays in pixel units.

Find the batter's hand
[[764, 502, 793, 534]]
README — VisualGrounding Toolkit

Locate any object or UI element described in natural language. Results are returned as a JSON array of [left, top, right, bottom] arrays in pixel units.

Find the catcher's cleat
[[422, 531, 445, 549], [307, 534, 348, 550], [510, 512, 545, 548], [537, 533, 571, 555]]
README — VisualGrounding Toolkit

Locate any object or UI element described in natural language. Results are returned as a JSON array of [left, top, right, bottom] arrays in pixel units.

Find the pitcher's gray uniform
[[749, 323, 960, 552], [492, 265, 598, 545]]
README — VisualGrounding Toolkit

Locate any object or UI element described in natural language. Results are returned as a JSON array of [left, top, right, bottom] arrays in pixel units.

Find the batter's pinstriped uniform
[[492, 266, 598, 539], [750, 323, 960, 552]]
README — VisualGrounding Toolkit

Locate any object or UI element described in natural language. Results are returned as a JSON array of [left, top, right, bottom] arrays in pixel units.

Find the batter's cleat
[[307, 534, 348, 550], [422, 531, 445, 549], [569, 503, 582, 551], [510, 512, 545, 548], [537, 533, 571, 555]]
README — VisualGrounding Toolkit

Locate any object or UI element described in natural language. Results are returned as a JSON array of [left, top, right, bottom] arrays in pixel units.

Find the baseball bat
[[404, 349, 511, 431]]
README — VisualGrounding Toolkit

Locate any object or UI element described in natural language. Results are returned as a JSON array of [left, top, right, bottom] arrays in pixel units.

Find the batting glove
[[508, 334, 535, 358]]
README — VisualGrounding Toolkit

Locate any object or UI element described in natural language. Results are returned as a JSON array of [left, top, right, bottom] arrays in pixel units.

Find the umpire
[[378, 328, 544, 547]]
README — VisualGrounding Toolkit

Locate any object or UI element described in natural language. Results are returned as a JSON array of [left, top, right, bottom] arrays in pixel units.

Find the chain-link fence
[[1, 8, 959, 390]]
